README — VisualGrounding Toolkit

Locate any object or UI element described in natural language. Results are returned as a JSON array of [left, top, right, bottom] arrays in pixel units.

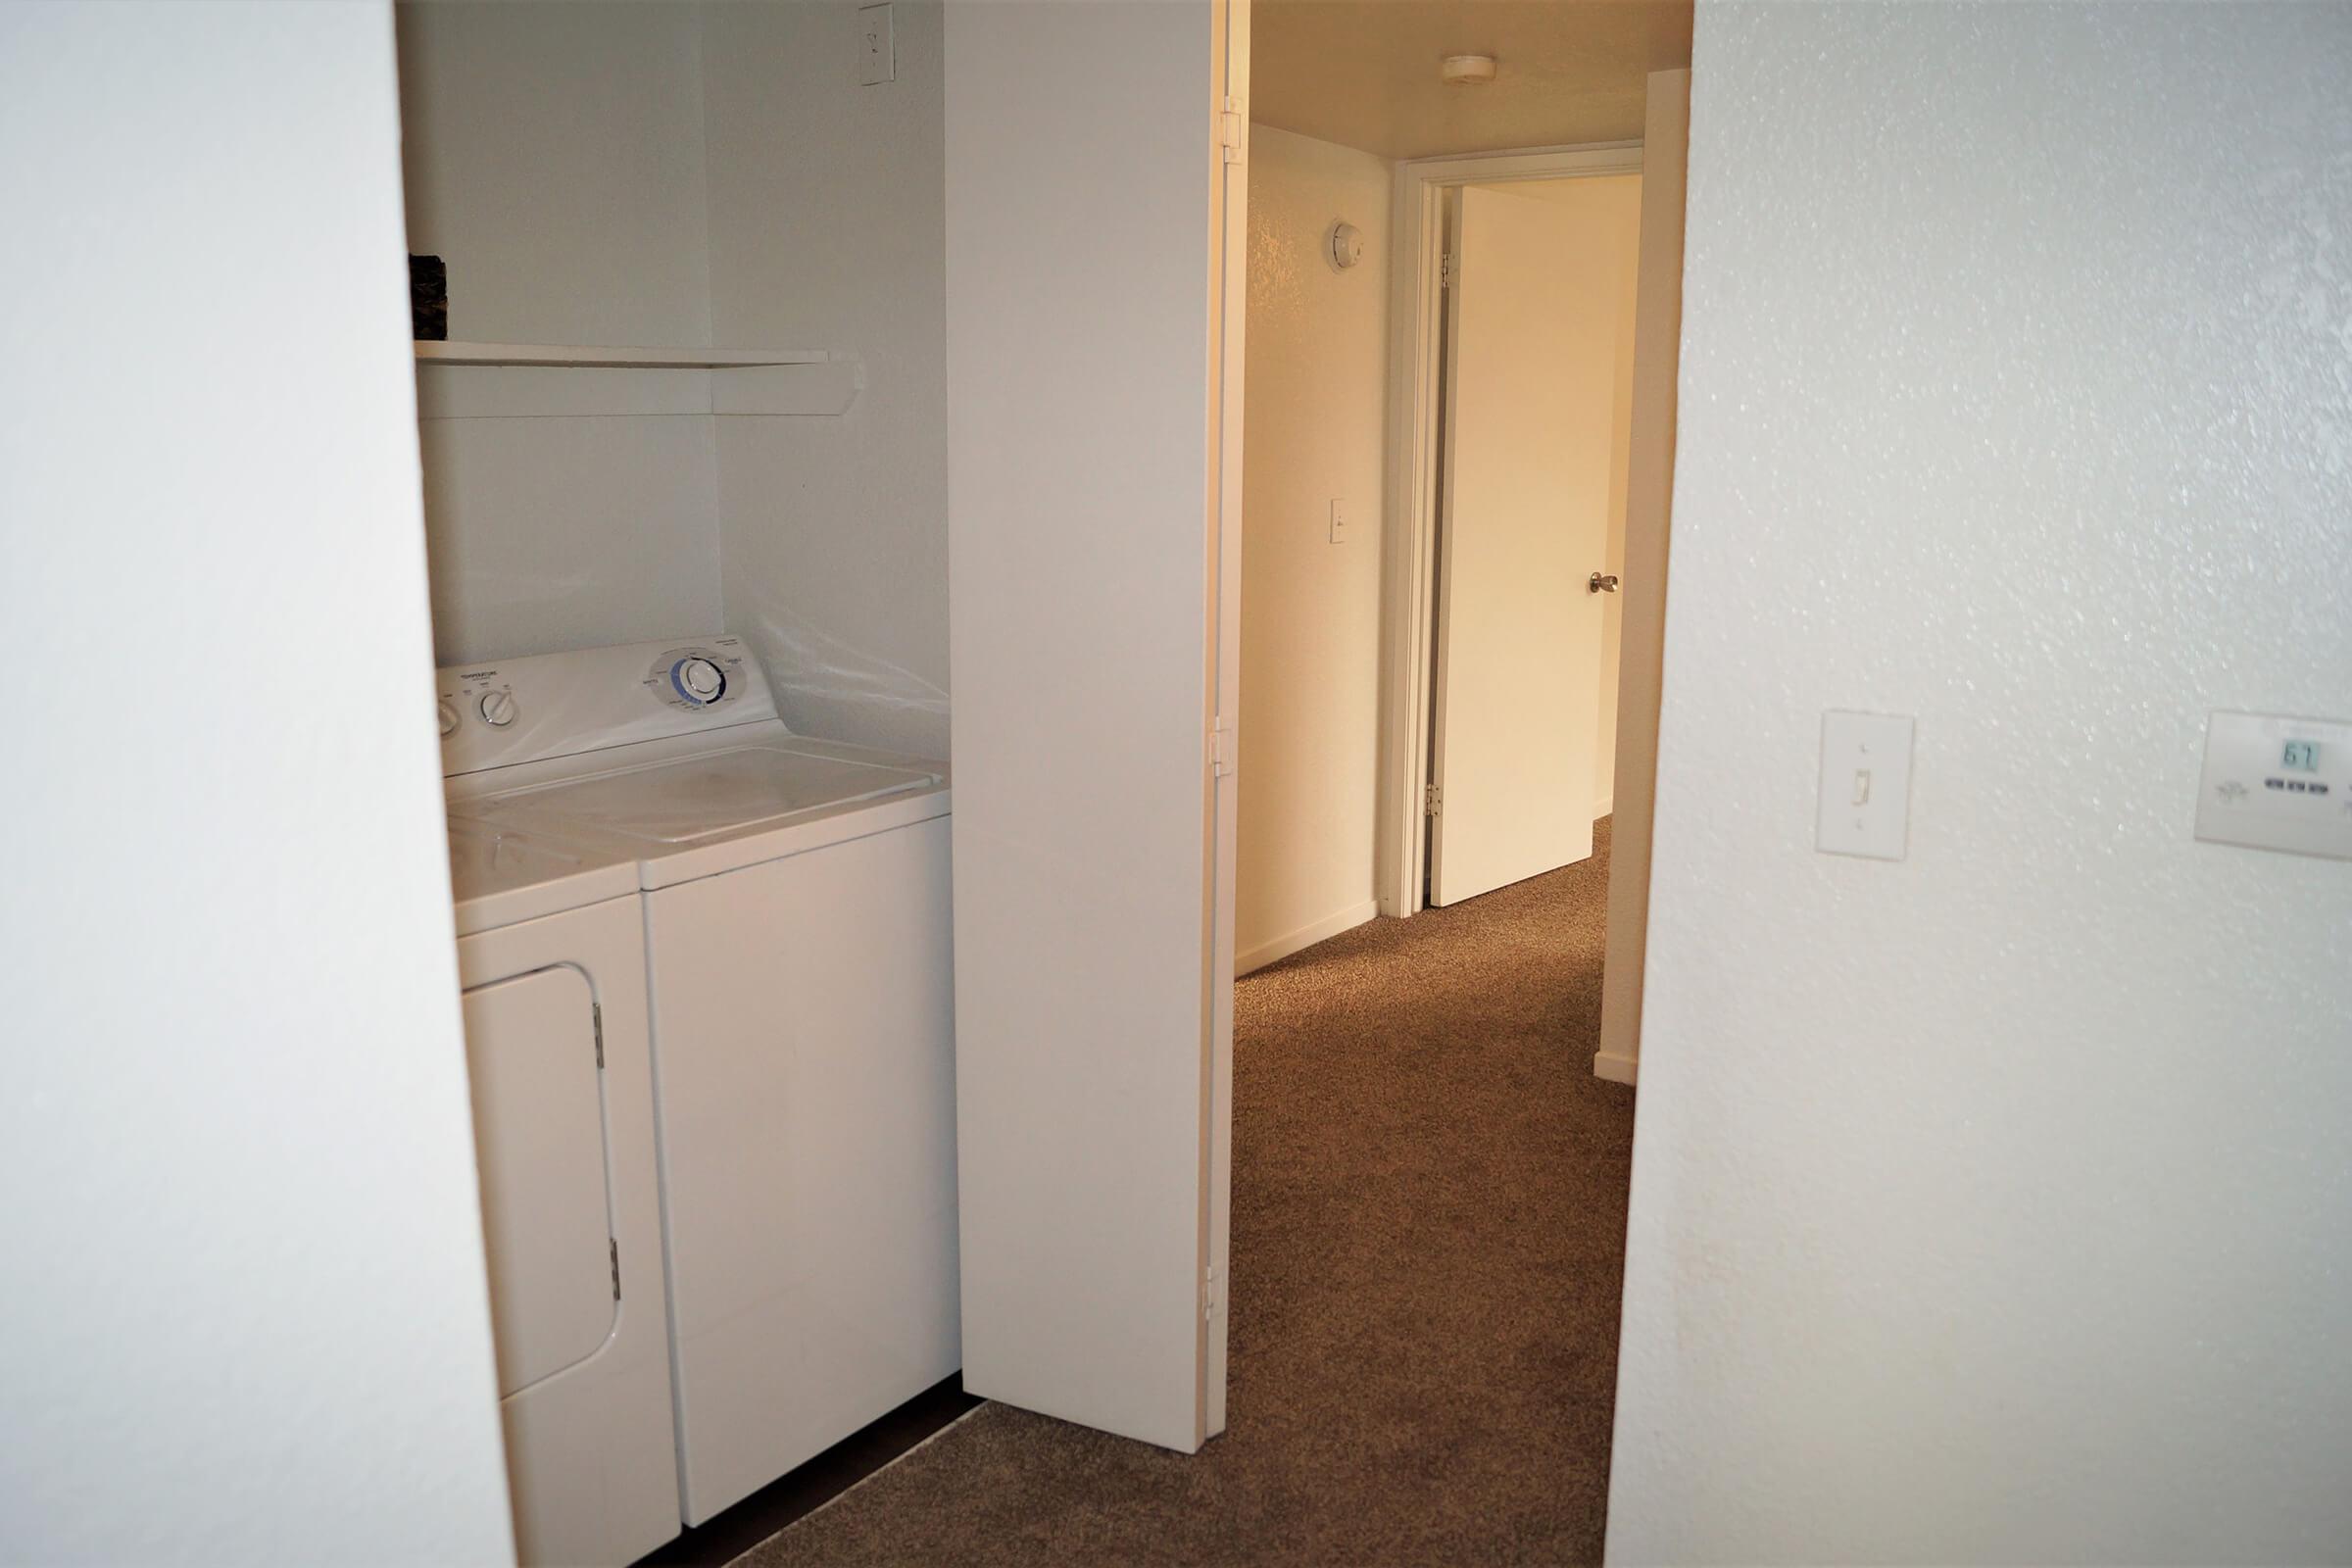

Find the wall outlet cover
[[1817, 710, 1914, 861]]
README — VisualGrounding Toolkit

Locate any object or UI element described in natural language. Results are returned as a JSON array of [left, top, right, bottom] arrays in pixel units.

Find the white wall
[[1609, 7, 2352, 1562], [0, 3, 514, 1560], [396, 1, 951, 756], [1499, 174, 1642, 814], [1237, 126, 1391, 970], [397, 1, 724, 664], [707, 0, 952, 758]]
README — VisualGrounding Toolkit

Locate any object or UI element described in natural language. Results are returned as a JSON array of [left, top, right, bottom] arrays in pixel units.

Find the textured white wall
[[1237, 126, 1391, 969], [397, 1, 724, 664], [708, 0, 952, 758], [0, 3, 514, 1559], [1609, 6, 2352, 1563]]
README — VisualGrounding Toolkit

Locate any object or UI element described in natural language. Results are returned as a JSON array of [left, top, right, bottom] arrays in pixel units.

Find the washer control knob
[[479, 689, 517, 728], [437, 698, 460, 738], [672, 656, 727, 705]]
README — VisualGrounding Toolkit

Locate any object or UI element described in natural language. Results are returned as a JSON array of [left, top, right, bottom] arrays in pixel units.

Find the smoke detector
[[1329, 221, 1364, 270], [1441, 54, 1497, 86]]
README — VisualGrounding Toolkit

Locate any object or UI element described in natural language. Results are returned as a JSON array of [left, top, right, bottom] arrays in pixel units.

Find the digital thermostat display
[[2282, 739, 2322, 772]]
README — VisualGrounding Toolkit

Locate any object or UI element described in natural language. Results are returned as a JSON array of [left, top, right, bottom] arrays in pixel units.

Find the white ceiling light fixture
[[1441, 53, 1497, 87]]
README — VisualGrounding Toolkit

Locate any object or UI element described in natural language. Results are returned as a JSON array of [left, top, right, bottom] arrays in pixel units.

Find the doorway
[[1235, 131, 1666, 970], [1422, 170, 1642, 908], [1234, 26, 1692, 1097], [928, 0, 1693, 1531]]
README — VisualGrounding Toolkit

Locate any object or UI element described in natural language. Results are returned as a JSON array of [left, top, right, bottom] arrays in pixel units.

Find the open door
[[943, 0, 1243, 1452], [1428, 185, 1621, 906]]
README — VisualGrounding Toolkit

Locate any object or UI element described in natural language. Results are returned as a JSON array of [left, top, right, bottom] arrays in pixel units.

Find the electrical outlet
[[1329, 499, 1352, 544], [858, 3, 895, 85]]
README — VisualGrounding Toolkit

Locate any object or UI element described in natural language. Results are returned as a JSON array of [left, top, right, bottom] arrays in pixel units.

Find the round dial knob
[[478, 689, 517, 728], [672, 657, 727, 705], [437, 699, 460, 738]]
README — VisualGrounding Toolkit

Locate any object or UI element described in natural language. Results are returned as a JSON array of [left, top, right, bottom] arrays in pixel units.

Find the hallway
[[742, 821, 1637, 1566]]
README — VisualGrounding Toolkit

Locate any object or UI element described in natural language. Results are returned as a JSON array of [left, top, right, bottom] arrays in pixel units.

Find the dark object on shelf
[[410, 254, 447, 341]]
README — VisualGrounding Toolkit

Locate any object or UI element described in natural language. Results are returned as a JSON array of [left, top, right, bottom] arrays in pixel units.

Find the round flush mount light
[[1441, 53, 1497, 86]]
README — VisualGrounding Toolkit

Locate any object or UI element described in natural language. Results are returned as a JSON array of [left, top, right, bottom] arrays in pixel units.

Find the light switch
[[2195, 710, 2352, 860], [858, 3, 895, 85], [1329, 498, 1352, 544], [1818, 710, 1914, 860]]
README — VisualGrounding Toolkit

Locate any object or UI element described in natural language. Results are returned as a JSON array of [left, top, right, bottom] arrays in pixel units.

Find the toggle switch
[[1818, 710, 1914, 860]]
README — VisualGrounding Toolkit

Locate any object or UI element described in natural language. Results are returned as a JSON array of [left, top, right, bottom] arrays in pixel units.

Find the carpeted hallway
[[738, 820, 1637, 1567]]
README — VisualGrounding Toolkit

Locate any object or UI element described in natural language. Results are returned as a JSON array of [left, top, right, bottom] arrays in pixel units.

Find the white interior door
[[943, 0, 1241, 1453], [1428, 184, 1618, 906]]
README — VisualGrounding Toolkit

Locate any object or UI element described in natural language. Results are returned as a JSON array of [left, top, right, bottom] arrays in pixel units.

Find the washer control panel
[[647, 645, 745, 712], [2196, 710, 2352, 861], [438, 634, 778, 777]]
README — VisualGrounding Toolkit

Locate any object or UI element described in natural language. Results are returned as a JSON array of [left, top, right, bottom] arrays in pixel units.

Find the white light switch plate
[[1817, 710, 1914, 861], [2195, 710, 2352, 860], [858, 3, 895, 84], [1329, 498, 1352, 544]]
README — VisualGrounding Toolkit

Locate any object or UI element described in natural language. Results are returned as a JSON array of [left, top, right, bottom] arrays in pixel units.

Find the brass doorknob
[[1588, 572, 1620, 594]]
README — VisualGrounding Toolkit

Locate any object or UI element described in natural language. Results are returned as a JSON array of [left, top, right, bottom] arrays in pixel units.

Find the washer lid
[[463, 743, 942, 848]]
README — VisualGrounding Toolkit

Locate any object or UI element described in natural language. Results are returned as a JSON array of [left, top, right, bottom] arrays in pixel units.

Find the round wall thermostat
[[1328, 220, 1364, 270]]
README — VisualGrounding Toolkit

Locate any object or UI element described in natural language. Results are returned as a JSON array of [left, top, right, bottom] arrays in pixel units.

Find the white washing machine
[[444, 814, 681, 1566], [439, 636, 960, 1526]]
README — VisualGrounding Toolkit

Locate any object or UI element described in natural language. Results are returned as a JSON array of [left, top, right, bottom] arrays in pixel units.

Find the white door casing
[[1593, 69, 1692, 1088], [1202, 0, 1248, 1440], [1428, 185, 1619, 906]]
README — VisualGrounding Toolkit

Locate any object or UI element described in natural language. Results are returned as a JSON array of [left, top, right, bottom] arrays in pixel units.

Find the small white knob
[[675, 657, 726, 703], [479, 690, 517, 728], [437, 699, 460, 738]]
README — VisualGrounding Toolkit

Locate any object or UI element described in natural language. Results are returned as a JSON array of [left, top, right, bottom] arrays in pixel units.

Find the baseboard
[[1593, 794, 1613, 821], [1238, 900, 1380, 976], [1592, 1051, 1639, 1086]]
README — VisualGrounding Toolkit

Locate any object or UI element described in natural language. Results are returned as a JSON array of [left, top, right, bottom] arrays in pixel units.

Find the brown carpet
[[738, 820, 1637, 1568]]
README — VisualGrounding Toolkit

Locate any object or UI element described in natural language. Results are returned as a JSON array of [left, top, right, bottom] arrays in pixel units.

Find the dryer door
[[462, 965, 617, 1396]]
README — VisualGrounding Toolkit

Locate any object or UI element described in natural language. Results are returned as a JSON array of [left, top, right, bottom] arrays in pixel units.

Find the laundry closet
[[397, 0, 948, 746], [394, 5, 956, 1563]]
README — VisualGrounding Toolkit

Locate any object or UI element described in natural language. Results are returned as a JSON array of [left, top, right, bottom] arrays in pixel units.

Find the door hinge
[[610, 1238, 621, 1301], [1202, 1262, 1221, 1323], [592, 1003, 605, 1069], [1210, 716, 1236, 779], [1216, 96, 1244, 164], [1424, 783, 1443, 816], [1440, 251, 1456, 288]]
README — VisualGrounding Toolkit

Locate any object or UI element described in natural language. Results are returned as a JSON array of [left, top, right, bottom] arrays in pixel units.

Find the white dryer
[[443, 814, 681, 1566], [440, 636, 959, 1527]]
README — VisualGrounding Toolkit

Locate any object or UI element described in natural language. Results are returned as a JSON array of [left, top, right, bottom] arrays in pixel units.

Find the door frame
[[1375, 142, 1643, 921]]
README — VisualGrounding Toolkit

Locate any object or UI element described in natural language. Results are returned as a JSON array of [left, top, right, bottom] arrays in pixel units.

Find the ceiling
[[1251, 0, 1694, 161]]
